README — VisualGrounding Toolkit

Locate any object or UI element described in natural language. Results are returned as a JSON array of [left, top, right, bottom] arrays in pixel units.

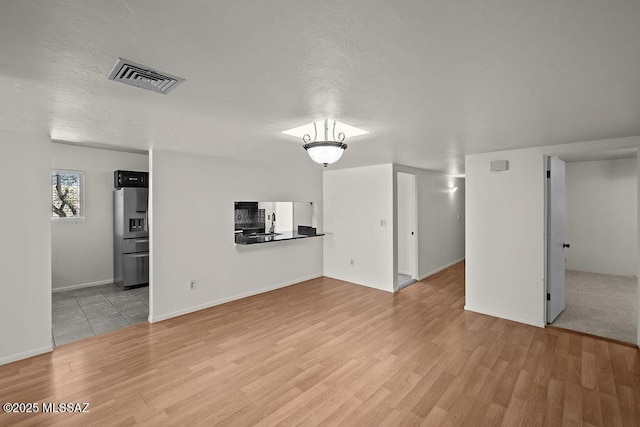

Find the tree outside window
[[51, 170, 84, 219]]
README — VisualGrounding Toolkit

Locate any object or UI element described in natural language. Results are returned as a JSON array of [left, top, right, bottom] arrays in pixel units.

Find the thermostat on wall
[[490, 160, 509, 172]]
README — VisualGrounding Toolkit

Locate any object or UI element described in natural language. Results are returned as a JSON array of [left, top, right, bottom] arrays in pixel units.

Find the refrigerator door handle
[[126, 252, 149, 258]]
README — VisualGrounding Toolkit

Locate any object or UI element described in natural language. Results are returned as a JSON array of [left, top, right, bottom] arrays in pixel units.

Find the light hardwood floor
[[1, 262, 639, 426]]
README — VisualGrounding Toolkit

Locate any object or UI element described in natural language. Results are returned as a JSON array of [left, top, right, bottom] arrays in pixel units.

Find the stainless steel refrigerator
[[114, 188, 149, 288]]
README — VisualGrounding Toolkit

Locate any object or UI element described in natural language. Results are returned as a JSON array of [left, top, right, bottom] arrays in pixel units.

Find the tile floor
[[52, 284, 149, 347]]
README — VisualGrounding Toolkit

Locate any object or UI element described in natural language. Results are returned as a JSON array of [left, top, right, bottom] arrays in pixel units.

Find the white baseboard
[[52, 279, 114, 293], [464, 305, 545, 328], [0, 344, 53, 367], [417, 257, 465, 281], [149, 274, 322, 323]]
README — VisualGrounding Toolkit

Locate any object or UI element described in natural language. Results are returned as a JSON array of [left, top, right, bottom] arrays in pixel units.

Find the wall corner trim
[[0, 345, 53, 367], [464, 305, 545, 328]]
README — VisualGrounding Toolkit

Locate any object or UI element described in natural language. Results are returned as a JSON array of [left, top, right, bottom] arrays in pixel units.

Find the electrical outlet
[[188, 280, 196, 291], [350, 259, 354, 266]]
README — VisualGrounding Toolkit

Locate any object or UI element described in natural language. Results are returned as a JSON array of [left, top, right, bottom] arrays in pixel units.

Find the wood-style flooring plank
[[0, 262, 638, 426]]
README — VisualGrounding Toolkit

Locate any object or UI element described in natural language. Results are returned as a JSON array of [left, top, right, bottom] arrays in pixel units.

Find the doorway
[[546, 150, 638, 344], [50, 142, 150, 347], [397, 172, 418, 289]]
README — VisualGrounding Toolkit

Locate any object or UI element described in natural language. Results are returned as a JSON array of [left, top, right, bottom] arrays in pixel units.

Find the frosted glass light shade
[[304, 141, 347, 166]]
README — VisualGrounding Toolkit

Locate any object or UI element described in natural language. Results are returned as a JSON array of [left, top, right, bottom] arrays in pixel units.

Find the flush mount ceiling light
[[283, 119, 369, 167]]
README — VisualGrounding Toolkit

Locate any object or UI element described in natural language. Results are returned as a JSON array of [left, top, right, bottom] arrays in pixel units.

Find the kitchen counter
[[235, 231, 324, 245]]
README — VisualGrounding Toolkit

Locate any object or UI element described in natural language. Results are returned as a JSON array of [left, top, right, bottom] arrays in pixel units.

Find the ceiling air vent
[[107, 58, 184, 94]]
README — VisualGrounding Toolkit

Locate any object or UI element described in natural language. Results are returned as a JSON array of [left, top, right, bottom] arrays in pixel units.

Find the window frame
[[51, 169, 86, 221]]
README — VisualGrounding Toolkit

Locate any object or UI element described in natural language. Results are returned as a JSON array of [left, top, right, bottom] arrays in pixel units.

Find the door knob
[[562, 243, 571, 248]]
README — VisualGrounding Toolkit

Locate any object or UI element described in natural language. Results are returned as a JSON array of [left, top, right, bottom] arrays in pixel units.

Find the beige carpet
[[551, 270, 637, 344]]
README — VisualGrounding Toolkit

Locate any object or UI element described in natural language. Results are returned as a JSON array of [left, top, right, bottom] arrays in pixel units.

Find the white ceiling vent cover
[[107, 58, 184, 94]]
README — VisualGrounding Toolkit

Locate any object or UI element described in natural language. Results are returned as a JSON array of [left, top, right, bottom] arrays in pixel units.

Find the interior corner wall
[[51, 144, 149, 290], [564, 158, 638, 276], [323, 164, 394, 292], [465, 136, 640, 329], [465, 149, 546, 327], [0, 130, 52, 366], [149, 149, 323, 322], [394, 165, 466, 281]]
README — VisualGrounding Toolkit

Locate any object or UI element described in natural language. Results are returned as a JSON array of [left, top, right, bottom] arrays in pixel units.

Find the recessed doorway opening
[[51, 141, 150, 347], [545, 149, 638, 345], [397, 172, 418, 290]]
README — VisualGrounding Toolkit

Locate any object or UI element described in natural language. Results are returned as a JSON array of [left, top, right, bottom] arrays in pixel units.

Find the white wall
[[565, 158, 638, 276], [0, 130, 52, 365], [323, 164, 394, 292], [293, 202, 314, 231], [149, 149, 323, 322], [51, 143, 148, 290], [274, 202, 293, 233], [465, 136, 640, 330], [394, 165, 466, 284]]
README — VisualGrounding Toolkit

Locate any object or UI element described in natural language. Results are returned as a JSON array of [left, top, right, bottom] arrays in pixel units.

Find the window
[[51, 170, 84, 219]]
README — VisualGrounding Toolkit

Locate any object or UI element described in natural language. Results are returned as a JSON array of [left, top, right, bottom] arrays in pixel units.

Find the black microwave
[[114, 170, 148, 188]]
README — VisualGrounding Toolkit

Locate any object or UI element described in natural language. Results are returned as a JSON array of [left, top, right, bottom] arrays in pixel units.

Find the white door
[[547, 156, 567, 323], [397, 173, 417, 279]]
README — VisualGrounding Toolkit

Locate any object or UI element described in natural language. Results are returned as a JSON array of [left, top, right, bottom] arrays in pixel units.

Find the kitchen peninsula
[[235, 230, 324, 245], [234, 201, 322, 245]]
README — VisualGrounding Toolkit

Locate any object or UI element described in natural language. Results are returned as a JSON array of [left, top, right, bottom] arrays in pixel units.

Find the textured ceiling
[[1, 0, 639, 174]]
